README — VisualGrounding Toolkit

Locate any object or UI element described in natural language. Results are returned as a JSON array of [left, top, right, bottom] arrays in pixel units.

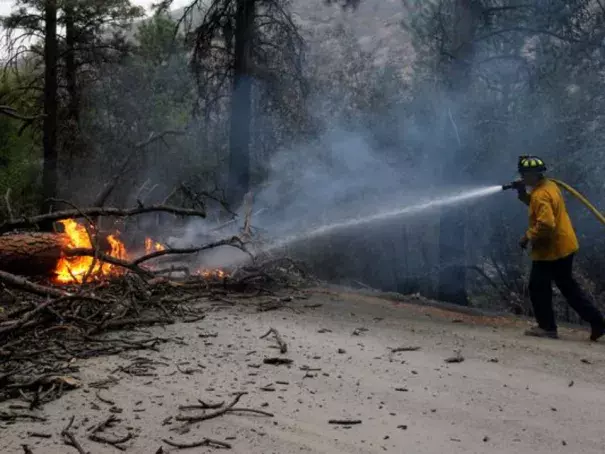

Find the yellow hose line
[[550, 178, 605, 226]]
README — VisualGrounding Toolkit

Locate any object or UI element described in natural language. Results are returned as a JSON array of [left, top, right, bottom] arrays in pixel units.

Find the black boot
[[590, 322, 605, 342], [524, 326, 558, 339]]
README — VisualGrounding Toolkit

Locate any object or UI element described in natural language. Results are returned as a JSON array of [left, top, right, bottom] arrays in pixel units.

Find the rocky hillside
[[293, 0, 413, 67], [169, 0, 415, 74]]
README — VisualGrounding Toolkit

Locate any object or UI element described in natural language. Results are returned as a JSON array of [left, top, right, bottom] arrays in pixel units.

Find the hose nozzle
[[502, 180, 525, 191]]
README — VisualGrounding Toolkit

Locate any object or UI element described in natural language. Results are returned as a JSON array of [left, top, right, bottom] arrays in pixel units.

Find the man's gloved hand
[[519, 235, 529, 250], [517, 191, 530, 205], [516, 182, 530, 205], [509, 179, 525, 191]]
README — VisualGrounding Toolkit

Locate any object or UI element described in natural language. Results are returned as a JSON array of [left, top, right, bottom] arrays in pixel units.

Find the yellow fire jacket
[[526, 179, 579, 261]]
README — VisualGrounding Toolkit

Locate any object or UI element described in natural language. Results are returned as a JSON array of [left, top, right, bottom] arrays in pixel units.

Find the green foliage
[[0, 0, 146, 208], [2, 0, 145, 60], [0, 123, 40, 218], [135, 13, 181, 64], [71, 12, 201, 205], [0, 72, 41, 218], [61, 0, 145, 62]]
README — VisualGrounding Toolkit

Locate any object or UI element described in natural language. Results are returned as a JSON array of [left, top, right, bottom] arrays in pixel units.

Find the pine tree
[[158, 0, 305, 207], [2, 0, 144, 216]]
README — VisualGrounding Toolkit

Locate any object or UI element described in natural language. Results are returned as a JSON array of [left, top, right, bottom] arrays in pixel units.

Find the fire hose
[[502, 179, 605, 227], [550, 179, 605, 226]]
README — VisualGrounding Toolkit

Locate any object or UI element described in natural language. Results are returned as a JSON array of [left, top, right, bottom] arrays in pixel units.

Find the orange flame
[[195, 268, 227, 279], [54, 219, 124, 283], [145, 238, 166, 254], [54, 219, 226, 284]]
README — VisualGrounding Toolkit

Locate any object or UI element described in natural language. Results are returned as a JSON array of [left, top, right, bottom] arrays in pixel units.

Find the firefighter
[[515, 156, 605, 340]]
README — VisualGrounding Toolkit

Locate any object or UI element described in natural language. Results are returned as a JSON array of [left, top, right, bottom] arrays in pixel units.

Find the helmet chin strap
[[519, 172, 544, 189]]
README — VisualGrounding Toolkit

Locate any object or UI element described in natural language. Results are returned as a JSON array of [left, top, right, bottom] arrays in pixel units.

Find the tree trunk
[[65, 2, 79, 127], [437, 0, 477, 306], [0, 232, 66, 276], [227, 0, 255, 208], [41, 0, 59, 225], [0, 230, 116, 277], [63, 1, 81, 192]]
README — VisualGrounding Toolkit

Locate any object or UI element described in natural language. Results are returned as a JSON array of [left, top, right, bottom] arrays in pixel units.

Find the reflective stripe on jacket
[[527, 179, 579, 261]]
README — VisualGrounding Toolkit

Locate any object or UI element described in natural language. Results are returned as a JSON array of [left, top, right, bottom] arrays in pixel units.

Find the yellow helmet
[[518, 155, 546, 173]]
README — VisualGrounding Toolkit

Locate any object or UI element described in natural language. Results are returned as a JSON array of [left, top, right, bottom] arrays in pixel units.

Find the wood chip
[[263, 357, 293, 366], [260, 328, 287, 354], [389, 346, 420, 353], [445, 352, 465, 363], [27, 432, 52, 439]]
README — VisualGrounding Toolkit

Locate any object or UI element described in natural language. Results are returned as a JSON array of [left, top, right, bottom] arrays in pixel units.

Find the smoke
[[73, 0, 605, 305], [156, 6, 519, 290], [251, 126, 408, 235]]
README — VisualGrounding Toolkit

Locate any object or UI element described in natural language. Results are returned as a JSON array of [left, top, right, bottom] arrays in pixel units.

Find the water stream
[[261, 185, 502, 253]]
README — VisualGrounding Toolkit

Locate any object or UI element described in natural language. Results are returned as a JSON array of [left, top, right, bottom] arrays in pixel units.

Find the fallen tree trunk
[[0, 232, 67, 276], [0, 228, 125, 278]]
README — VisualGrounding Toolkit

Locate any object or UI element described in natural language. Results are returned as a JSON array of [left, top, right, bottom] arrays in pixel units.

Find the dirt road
[[2, 289, 605, 453]]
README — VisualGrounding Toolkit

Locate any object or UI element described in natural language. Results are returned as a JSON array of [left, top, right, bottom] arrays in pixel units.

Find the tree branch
[[131, 236, 246, 266], [92, 129, 185, 208], [0, 205, 206, 233], [0, 105, 43, 124], [0, 270, 69, 298]]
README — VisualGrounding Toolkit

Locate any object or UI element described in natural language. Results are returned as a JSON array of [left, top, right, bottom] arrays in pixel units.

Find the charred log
[[0, 232, 113, 277], [0, 232, 66, 277]]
